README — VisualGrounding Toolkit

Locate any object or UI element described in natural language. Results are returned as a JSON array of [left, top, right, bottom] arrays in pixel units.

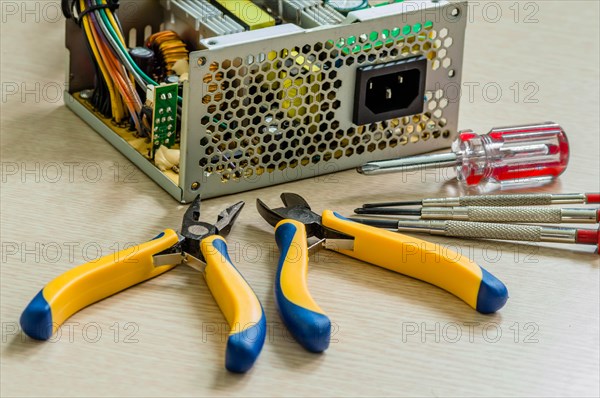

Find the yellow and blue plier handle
[[199, 234, 267, 373], [21, 198, 266, 373], [321, 210, 508, 313], [274, 220, 330, 353], [260, 193, 508, 353], [20, 229, 180, 341]]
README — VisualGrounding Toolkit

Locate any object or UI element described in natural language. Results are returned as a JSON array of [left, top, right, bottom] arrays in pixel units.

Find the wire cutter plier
[[256, 193, 508, 353], [20, 197, 266, 373]]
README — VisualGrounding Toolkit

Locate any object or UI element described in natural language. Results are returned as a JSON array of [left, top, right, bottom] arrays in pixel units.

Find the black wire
[[61, 0, 72, 19], [110, 0, 125, 36], [65, 0, 114, 118], [64, 0, 133, 121], [79, 14, 112, 117], [62, 0, 120, 26], [76, 3, 118, 26]]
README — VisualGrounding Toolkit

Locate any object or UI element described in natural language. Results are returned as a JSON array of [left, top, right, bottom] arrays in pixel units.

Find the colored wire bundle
[[83, 0, 140, 129], [62, 0, 167, 132]]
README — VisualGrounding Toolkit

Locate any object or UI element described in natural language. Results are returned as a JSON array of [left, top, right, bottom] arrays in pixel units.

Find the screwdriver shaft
[[363, 192, 599, 208], [358, 153, 458, 175], [354, 207, 421, 216]]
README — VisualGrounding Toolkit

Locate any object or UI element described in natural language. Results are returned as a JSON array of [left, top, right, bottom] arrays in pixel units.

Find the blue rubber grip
[[203, 237, 267, 372], [274, 221, 330, 352], [476, 268, 509, 314], [225, 313, 267, 373], [20, 290, 53, 340]]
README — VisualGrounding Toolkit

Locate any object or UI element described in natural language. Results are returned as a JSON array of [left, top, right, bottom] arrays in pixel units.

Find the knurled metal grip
[[445, 221, 543, 241], [458, 194, 552, 206], [458, 194, 553, 207], [420, 206, 598, 223], [421, 206, 562, 223], [421, 194, 552, 207], [422, 193, 587, 207], [465, 207, 563, 222], [394, 220, 581, 243], [442, 221, 577, 243]]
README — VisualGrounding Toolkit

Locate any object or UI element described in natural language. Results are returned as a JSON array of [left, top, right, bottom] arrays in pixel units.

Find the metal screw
[[451, 7, 460, 17], [191, 182, 200, 191], [80, 89, 94, 99], [197, 57, 206, 66], [448, 69, 456, 78]]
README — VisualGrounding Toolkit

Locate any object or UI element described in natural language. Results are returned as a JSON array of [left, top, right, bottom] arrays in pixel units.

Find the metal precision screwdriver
[[362, 192, 600, 208], [354, 206, 600, 224], [348, 218, 600, 251], [357, 122, 570, 186]]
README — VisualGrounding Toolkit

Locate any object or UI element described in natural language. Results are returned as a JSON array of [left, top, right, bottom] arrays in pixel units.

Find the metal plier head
[[181, 196, 244, 260], [256, 193, 350, 240]]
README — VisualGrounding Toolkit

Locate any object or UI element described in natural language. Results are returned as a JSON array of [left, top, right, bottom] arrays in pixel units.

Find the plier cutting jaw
[[21, 197, 266, 373], [257, 193, 508, 353], [154, 197, 243, 272]]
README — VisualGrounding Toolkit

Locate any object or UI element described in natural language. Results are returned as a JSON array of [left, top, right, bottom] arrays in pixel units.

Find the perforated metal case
[[64, 0, 467, 202]]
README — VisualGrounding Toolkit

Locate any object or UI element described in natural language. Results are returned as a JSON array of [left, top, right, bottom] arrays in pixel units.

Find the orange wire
[[88, 20, 129, 111], [89, 20, 141, 129]]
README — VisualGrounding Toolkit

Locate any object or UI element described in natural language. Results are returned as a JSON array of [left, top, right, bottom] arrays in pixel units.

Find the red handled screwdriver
[[358, 122, 569, 186]]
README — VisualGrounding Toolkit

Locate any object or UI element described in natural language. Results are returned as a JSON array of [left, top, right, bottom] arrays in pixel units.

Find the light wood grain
[[1, 1, 599, 397]]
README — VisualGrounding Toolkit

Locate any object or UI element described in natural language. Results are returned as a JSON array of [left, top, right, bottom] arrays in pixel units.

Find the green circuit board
[[151, 83, 178, 156]]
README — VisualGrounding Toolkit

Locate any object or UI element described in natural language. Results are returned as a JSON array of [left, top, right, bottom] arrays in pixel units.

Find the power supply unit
[[63, 0, 466, 202]]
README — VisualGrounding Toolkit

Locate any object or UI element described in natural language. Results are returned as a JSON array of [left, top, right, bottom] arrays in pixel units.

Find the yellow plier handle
[[20, 229, 180, 340], [322, 211, 508, 313], [200, 235, 266, 372]]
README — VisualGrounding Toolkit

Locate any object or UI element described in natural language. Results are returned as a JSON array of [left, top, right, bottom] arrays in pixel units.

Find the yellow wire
[[98, 0, 130, 120], [79, 0, 124, 121], [102, 0, 127, 46], [102, 0, 136, 104]]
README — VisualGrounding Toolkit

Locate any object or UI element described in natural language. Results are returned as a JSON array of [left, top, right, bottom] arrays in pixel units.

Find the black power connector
[[353, 56, 427, 125]]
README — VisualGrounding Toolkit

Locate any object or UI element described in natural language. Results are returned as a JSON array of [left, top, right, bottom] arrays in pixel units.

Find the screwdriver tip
[[356, 164, 379, 175]]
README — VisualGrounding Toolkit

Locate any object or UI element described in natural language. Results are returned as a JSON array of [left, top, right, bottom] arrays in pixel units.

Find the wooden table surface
[[1, 1, 599, 396]]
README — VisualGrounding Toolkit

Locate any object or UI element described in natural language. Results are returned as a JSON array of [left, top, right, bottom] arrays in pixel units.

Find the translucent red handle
[[452, 122, 569, 185]]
